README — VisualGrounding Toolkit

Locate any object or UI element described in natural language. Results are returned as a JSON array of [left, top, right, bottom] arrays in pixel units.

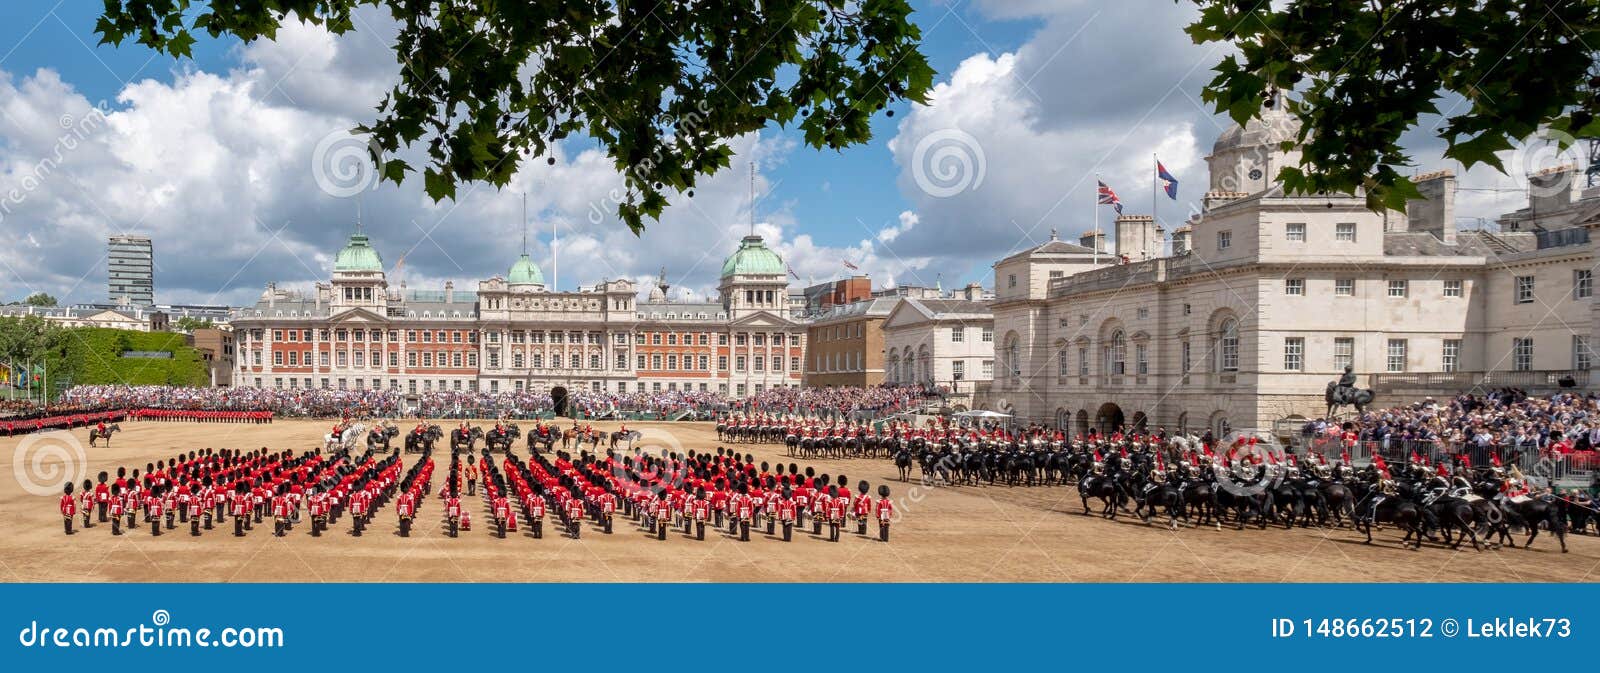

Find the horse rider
[[1500, 465, 1532, 504], [95, 418, 108, 439], [1332, 365, 1358, 405]]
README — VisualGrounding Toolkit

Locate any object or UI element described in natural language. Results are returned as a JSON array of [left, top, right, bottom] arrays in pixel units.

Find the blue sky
[[0, 2, 1536, 307]]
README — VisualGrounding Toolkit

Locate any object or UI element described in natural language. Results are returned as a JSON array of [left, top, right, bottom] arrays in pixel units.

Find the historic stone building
[[883, 288, 995, 395], [231, 232, 806, 395], [803, 296, 899, 388], [981, 105, 1598, 437]]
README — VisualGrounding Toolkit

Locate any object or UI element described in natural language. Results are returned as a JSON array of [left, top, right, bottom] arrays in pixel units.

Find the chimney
[[445, 281, 455, 304], [1114, 214, 1156, 260], [1527, 164, 1580, 219], [1171, 227, 1191, 254], [963, 283, 984, 301], [1078, 230, 1106, 253], [1406, 169, 1456, 244]]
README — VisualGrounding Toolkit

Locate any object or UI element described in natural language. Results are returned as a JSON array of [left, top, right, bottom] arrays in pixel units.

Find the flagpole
[[1092, 173, 1100, 266], [1152, 154, 1159, 256]]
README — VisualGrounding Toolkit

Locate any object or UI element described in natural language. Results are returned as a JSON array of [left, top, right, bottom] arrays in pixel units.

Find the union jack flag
[[1097, 180, 1123, 214]]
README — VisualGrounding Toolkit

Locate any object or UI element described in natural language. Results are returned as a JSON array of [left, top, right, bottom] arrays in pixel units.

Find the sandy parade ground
[[1, 419, 1598, 583]]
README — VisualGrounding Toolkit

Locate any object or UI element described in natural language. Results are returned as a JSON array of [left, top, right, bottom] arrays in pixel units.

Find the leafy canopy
[[1187, 0, 1600, 211], [97, 0, 934, 233]]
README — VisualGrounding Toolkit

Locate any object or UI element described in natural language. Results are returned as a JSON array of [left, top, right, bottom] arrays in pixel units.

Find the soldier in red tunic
[[188, 484, 205, 536], [94, 471, 111, 523], [777, 487, 797, 542], [652, 491, 671, 540], [60, 482, 77, 535], [876, 485, 895, 542], [825, 485, 847, 542], [853, 480, 873, 536], [108, 483, 125, 536], [692, 487, 711, 540], [492, 494, 511, 539], [565, 493, 585, 539], [230, 485, 249, 536], [396, 490, 416, 537], [271, 488, 291, 537], [444, 489, 462, 538], [598, 489, 616, 534], [78, 479, 95, 531], [526, 493, 544, 539], [350, 487, 368, 537], [146, 485, 165, 536]]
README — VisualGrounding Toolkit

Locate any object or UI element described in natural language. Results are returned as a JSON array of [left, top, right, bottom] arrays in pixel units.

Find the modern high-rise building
[[108, 235, 154, 306]]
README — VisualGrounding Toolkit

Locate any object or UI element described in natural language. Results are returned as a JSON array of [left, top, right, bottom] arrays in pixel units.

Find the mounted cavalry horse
[[87, 423, 121, 447], [484, 424, 520, 452], [366, 424, 399, 453], [404, 424, 442, 453], [450, 425, 484, 453], [526, 424, 559, 453], [322, 423, 365, 453]]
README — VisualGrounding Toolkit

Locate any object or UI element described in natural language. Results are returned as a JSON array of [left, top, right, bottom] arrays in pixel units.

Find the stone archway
[[1130, 411, 1148, 433], [1096, 402, 1124, 434], [1075, 410, 1090, 437]]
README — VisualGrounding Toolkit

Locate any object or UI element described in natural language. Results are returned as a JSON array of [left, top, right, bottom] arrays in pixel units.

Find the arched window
[[1216, 319, 1239, 372], [1103, 330, 1126, 375]]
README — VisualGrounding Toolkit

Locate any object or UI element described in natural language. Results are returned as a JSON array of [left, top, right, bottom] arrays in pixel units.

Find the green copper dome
[[720, 235, 785, 278], [334, 233, 385, 272], [507, 254, 545, 285]]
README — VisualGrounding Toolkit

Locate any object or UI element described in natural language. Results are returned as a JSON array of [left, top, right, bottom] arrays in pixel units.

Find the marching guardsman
[[108, 483, 125, 535], [163, 483, 178, 530], [146, 485, 164, 536], [853, 480, 872, 536], [445, 489, 462, 537], [825, 485, 845, 542], [692, 487, 710, 540], [60, 482, 78, 535], [564, 493, 584, 539], [465, 455, 479, 496], [188, 485, 205, 536], [492, 493, 511, 538], [653, 490, 672, 540], [95, 472, 111, 523], [271, 488, 291, 537], [735, 484, 754, 541], [396, 489, 416, 537], [526, 493, 544, 539], [308, 489, 326, 537], [598, 488, 617, 534], [777, 487, 797, 541], [350, 487, 369, 537], [810, 474, 830, 535], [231, 485, 250, 536], [876, 485, 894, 542], [79, 479, 95, 530]]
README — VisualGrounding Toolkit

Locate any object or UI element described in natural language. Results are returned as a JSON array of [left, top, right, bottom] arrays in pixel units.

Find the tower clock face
[[1248, 169, 1263, 181]]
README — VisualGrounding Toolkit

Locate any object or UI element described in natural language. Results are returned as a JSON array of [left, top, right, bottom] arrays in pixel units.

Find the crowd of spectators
[[54, 385, 731, 419], [731, 384, 940, 417], [1301, 389, 1600, 466]]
